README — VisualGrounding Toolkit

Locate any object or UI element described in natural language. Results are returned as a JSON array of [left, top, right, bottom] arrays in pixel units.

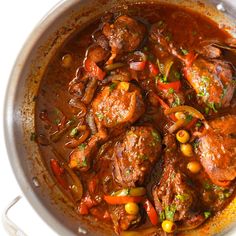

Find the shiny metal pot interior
[[4, 0, 236, 235]]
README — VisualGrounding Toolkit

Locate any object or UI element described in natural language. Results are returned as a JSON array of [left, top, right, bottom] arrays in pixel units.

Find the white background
[[0, 1, 60, 235]]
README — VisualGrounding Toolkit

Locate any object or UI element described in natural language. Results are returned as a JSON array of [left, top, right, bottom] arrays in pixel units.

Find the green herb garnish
[[152, 130, 161, 142], [70, 128, 78, 137], [165, 205, 176, 221], [180, 48, 189, 55], [96, 112, 104, 121], [204, 211, 211, 219], [168, 88, 175, 94], [78, 143, 86, 150], [109, 83, 117, 92]]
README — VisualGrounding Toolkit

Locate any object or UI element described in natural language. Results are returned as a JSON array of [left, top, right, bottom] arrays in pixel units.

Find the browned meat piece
[[103, 15, 146, 59], [183, 58, 235, 108], [197, 115, 236, 186], [149, 22, 171, 57], [113, 126, 162, 187], [92, 82, 145, 128], [197, 44, 222, 59], [85, 43, 110, 63], [152, 135, 205, 229], [109, 205, 141, 234], [69, 128, 107, 171]]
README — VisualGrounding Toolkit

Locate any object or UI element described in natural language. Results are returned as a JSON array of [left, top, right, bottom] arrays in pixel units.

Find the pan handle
[[2, 196, 27, 236]]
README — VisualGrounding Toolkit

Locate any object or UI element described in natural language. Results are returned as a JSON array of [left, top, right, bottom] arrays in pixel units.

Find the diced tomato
[[149, 62, 159, 76], [157, 80, 181, 92], [84, 58, 106, 80], [130, 61, 146, 71], [143, 199, 159, 226], [50, 159, 69, 190], [104, 195, 144, 205]]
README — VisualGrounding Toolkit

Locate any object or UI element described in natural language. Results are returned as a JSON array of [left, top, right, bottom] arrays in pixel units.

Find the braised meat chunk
[[92, 82, 145, 128], [113, 126, 162, 187], [103, 15, 146, 61], [152, 135, 205, 229], [183, 58, 235, 108], [197, 115, 236, 186]]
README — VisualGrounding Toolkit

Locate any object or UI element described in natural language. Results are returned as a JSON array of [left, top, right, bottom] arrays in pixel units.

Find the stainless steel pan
[[4, 0, 236, 235]]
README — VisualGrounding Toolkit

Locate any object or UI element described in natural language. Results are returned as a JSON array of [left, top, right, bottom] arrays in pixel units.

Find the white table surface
[[0, 1, 60, 235]]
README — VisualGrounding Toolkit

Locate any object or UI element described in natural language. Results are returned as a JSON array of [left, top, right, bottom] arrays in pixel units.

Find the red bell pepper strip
[[104, 195, 145, 205], [185, 117, 198, 130], [143, 199, 159, 226], [150, 92, 177, 121], [50, 159, 69, 190], [149, 62, 159, 76], [84, 58, 106, 80], [157, 80, 181, 92]]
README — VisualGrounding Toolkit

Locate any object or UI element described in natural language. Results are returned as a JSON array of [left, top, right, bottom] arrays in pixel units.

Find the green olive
[[125, 202, 139, 215], [187, 161, 201, 173], [176, 130, 190, 143], [162, 220, 176, 233], [180, 143, 193, 157]]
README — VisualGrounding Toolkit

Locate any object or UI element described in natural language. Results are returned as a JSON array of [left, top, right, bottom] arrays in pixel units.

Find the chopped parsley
[[204, 211, 211, 219], [53, 118, 60, 125], [78, 143, 86, 150], [208, 102, 218, 113], [81, 158, 87, 167], [143, 46, 148, 51], [168, 88, 175, 94], [186, 114, 193, 122], [165, 205, 176, 221], [180, 48, 189, 55], [96, 112, 104, 121], [109, 83, 117, 92], [159, 211, 166, 222], [195, 121, 202, 128], [175, 193, 190, 202], [138, 154, 149, 161], [152, 130, 161, 142], [205, 107, 210, 115], [70, 128, 78, 137]]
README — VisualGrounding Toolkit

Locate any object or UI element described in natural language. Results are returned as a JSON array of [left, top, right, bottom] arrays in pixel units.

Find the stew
[[35, 3, 236, 235]]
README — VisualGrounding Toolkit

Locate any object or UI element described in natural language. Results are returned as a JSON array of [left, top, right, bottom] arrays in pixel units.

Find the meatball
[[112, 126, 162, 187], [197, 115, 236, 186], [92, 82, 145, 128], [183, 58, 235, 108], [103, 15, 146, 55]]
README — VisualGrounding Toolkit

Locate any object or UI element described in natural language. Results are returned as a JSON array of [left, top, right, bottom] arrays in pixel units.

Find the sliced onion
[[51, 148, 83, 201], [104, 63, 125, 71], [168, 118, 186, 133], [86, 112, 97, 134], [165, 105, 205, 120]]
